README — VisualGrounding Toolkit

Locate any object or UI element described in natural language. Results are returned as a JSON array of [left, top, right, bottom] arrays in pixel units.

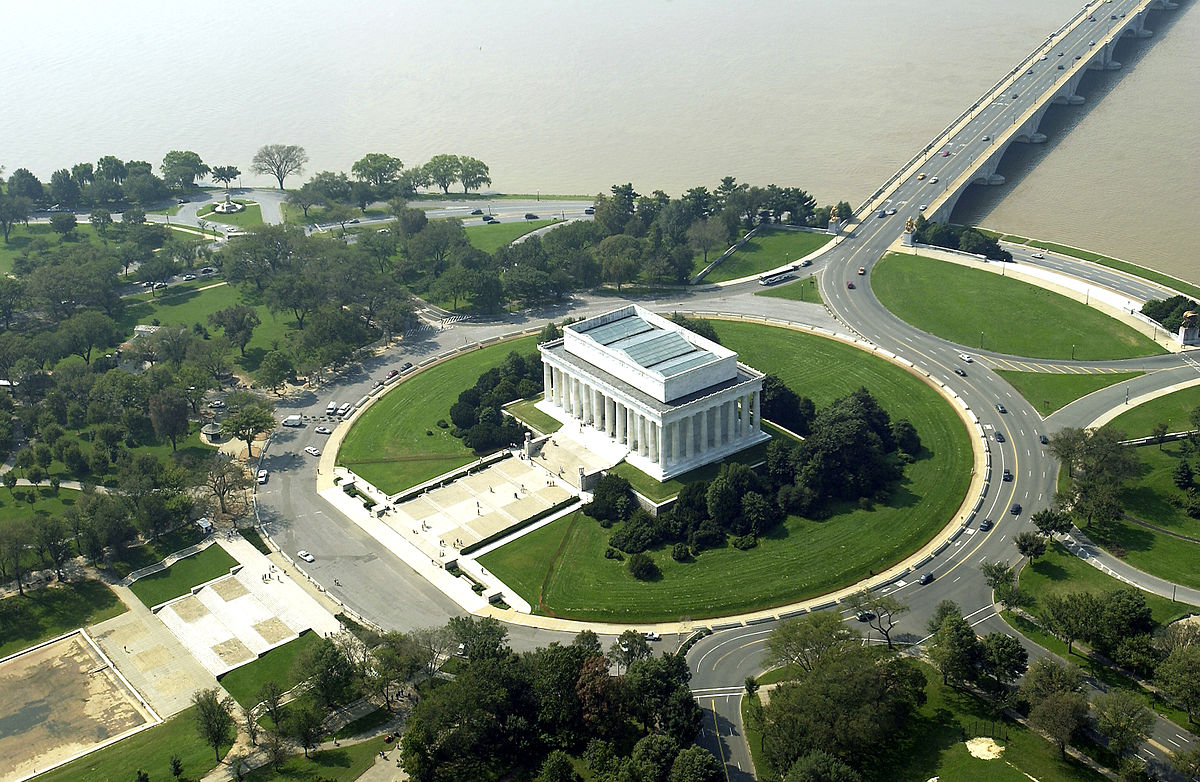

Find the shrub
[[628, 552, 659, 581], [436, 419, 450, 429], [604, 547, 623, 561], [671, 542, 692, 562], [731, 533, 757, 550]]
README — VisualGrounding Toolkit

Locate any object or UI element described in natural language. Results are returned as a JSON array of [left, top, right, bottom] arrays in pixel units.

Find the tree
[[0, 194, 33, 243], [928, 613, 980, 686], [262, 728, 292, 771], [294, 635, 356, 709], [423, 154, 461, 194], [610, 629, 651, 673], [207, 305, 260, 357], [89, 207, 113, 237], [764, 612, 859, 674], [1092, 688, 1153, 759], [148, 389, 190, 450], [686, 219, 729, 266], [597, 234, 643, 291], [161, 150, 210, 189], [170, 753, 183, 778], [1170, 744, 1200, 780], [980, 560, 1016, 591], [535, 749, 582, 782], [784, 750, 863, 782], [670, 746, 723, 782], [1151, 421, 1170, 449], [1174, 460, 1194, 490], [192, 688, 234, 761], [1014, 531, 1047, 562], [1156, 645, 1200, 724], [979, 633, 1028, 692], [1020, 657, 1084, 706], [256, 680, 285, 727], [1031, 508, 1072, 537], [251, 144, 308, 189], [846, 591, 909, 649], [222, 401, 275, 459], [447, 615, 509, 662], [1029, 690, 1090, 759], [255, 351, 295, 394], [1042, 592, 1096, 655], [210, 165, 241, 190], [458, 156, 491, 193], [49, 212, 77, 236], [286, 182, 322, 220], [352, 153, 404, 188], [6, 168, 44, 201], [285, 702, 324, 758], [59, 310, 118, 365], [203, 453, 251, 515]]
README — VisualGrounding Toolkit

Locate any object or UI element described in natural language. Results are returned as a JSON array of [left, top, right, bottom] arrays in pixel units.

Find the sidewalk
[[1059, 528, 1200, 608]]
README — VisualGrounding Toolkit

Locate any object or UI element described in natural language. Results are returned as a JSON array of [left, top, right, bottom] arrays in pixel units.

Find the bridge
[[856, 0, 1178, 228]]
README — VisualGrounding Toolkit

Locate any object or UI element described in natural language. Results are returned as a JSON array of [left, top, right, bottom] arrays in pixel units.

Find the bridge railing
[[855, 2, 1100, 218]]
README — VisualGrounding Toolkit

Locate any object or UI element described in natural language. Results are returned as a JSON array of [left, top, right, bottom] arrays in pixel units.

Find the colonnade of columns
[[543, 361, 762, 475]]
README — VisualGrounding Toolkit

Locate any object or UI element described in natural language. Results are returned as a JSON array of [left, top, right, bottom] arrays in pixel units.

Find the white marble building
[[537, 306, 768, 481]]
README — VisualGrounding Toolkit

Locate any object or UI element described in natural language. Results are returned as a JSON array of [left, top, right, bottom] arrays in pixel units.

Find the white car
[[958, 353, 974, 363], [297, 550, 315, 563], [1030, 252, 1045, 259], [256, 469, 268, 484], [644, 631, 662, 642], [930, 176, 938, 184], [304, 446, 321, 456], [208, 399, 226, 408], [314, 426, 332, 435], [183, 273, 197, 281]]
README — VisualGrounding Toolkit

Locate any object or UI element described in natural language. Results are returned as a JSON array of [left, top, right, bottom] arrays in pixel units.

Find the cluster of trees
[[1141, 294, 1199, 334], [1164, 411, 1200, 517], [1049, 426, 1136, 535], [447, 351, 541, 451], [279, 151, 491, 212], [583, 386, 920, 578], [754, 612, 928, 781], [400, 618, 715, 782], [911, 218, 1011, 262]]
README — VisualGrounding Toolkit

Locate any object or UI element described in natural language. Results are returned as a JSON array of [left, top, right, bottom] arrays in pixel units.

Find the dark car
[[399, 362, 413, 372], [995, 431, 1006, 443], [1010, 503, 1022, 516], [385, 369, 399, 380], [1002, 468, 1013, 482], [954, 368, 967, 377], [918, 573, 934, 585], [1039, 434, 1049, 445], [584, 207, 595, 215], [979, 518, 993, 531], [877, 210, 886, 218], [524, 213, 538, 220], [470, 209, 483, 215], [1058, 64, 1065, 69], [855, 610, 875, 622], [846, 281, 855, 289], [995, 403, 1007, 414]]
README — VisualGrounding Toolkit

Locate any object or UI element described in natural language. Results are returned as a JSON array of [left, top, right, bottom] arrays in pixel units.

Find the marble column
[[639, 415, 649, 458], [648, 421, 658, 462], [606, 397, 617, 437], [699, 407, 708, 454], [543, 363, 552, 400], [726, 399, 735, 443], [594, 388, 604, 428], [672, 421, 681, 466], [657, 423, 667, 468], [752, 390, 761, 433]]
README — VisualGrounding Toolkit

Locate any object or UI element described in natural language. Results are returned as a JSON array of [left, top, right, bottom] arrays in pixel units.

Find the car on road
[[644, 631, 662, 641], [858, 266, 866, 275], [297, 550, 315, 563], [958, 353, 973, 363], [1012, 93, 1019, 99], [886, 208, 897, 215], [200, 267, 215, 274], [799, 259, 812, 267], [1058, 64, 1065, 69], [918, 204, 927, 211], [1030, 252, 1044, 258], [153, 282, 168, 289], [304, 446, 321, 456], [855, 611, 875, 622], [257, 469, 268, 484], [584, 207, 595, 215], [994, 431, 1006, 443], [930, 176, 938, 184], [1026, 68, 1033, 74], [1059, 52, 1064, 56], [954, 368, 967, 377], [1040, 54, 1048, 61], [918, 573, 935, 585], [1039, 434, 1049, 445], [1010, 503, 1022, 516], [315, 426, 332, 435], [1111, 14, 1118, 19], [941, 150, 951, 157], [183, 273, 196, 281], [916, 173, 927, 180], [1002, 468, 1013, 482], [982, 135, 991, 141], [846, 281, 855, 289], [470, 208, 483, 215], [524, 213, 538, 220], [995, 403, 1007, 414], [876, 210, 886, 218], [1088, 40, 1095, 46], [979, 518, 993, 531]]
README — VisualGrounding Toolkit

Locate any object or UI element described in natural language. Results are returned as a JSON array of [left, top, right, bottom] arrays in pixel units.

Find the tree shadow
[[1029, 559, 1070, 581]]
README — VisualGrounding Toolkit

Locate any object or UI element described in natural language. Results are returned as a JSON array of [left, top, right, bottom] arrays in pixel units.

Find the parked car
[[297, 550, 315, 562], [644, 631, 662, 642], [386, 369, 399, 379], [200, 267, 215, 274], [208, 399, 226, 408], [400, 362, 413, 371], [183, 273, 196, 281], [257, 469, 268, 484], [304, 446, 321, 456], [314, 426, 332, 435]]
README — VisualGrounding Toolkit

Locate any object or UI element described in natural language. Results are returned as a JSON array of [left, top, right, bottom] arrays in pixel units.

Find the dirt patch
[[210, 578, 249, 601], [134, 645, 170, 669], [966, 737, 1005, 760], [169, 595, 208, 622], [253, 618, 293, 645], [212, 638, 253, 666]]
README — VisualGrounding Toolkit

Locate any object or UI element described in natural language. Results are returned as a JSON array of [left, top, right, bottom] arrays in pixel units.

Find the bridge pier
[[1089, 40, 1122, 70], [1013, 106, 1050, 144]]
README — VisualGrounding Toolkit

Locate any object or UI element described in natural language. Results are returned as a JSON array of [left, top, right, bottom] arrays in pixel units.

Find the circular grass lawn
[[872, 253, 1165, 361], [478, 320, 974, 622]]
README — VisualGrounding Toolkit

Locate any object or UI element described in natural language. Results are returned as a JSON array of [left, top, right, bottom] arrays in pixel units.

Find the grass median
[[479, 320, 972, 621], [753, 275, 823, 305], [127, 544, 239, 608], [464, 219, 557, 254], [338, 335, 539, 494], [994, 370, 1142, 415], [1104, 385, 1200, 437], [872, 253, 1164, 360], [703, 228, 831, 284]]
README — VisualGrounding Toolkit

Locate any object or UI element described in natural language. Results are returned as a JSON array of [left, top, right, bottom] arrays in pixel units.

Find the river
[[2, 0, 1194, 281]]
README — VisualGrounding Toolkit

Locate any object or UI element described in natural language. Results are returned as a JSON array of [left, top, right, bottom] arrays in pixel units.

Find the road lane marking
[[711, 704, 732, 782]]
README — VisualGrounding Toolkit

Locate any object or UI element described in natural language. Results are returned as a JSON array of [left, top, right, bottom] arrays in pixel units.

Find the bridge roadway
[[249, 5, 1199, 780]]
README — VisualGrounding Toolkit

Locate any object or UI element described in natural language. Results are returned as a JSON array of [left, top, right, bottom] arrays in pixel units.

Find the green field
[[995, 370, 1143, 415], [753, 275, 824, 305], [479, 321, 972, 621], [31, 706, 230, 782], [197, 199, 264, 228], [242, 740, 380, 781], [0, 487, 80, 532], [337, 336, 538, 494], [1104, 385, 1200, 437], [505, 395, 562, 434], [0, 580, 127, 658], [464, 219, 557, 254], [744, 662, 1104, 782], [872, 253, 1165, 360], [1021, 239, 1200, 301], [127, 544, 239, 607], [219, 631, 323, 709], [703, 228, 832, 283], [119, 282, 292, 371]]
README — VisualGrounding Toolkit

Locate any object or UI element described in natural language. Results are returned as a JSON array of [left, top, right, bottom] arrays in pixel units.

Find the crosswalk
[[980, 356, 1136, 374]]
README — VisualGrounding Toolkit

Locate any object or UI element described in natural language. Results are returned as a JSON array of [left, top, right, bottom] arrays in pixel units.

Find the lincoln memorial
[[537, 306, 769, 481]]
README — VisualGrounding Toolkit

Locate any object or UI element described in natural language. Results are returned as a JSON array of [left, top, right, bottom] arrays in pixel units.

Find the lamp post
[[980, 332, 984, 349], [1071, 344, 1076, 360]]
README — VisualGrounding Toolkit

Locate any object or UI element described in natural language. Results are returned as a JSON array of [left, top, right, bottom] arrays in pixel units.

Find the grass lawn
[[1104, 385, 1200, 437], [872, 253, 1165, 360], [337, 336, 538, 494], [30, 705, 230, 782], [744, 663, 1104, 782], [242, 739, 380, 781], [464, 219, 557, 254], [197, 199, 264, 228], [703, 228, 831, 284], [332, 707, 392, 740], [0, 580, 126, 658], [119, 282, 293, 372], [0, 487, 80, 532], [505, 395, 562, 434], [0, 222, 104, 275], [1023, 239, 1200, 301], [219, 631, 323, 709], [127, 544, 239, 608], [478, 321, 972, 621], [753, 275, 823, 305], [107, 526, 207, 579], [239, 527, 274, 555], [994, 370, 1143, 415]]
